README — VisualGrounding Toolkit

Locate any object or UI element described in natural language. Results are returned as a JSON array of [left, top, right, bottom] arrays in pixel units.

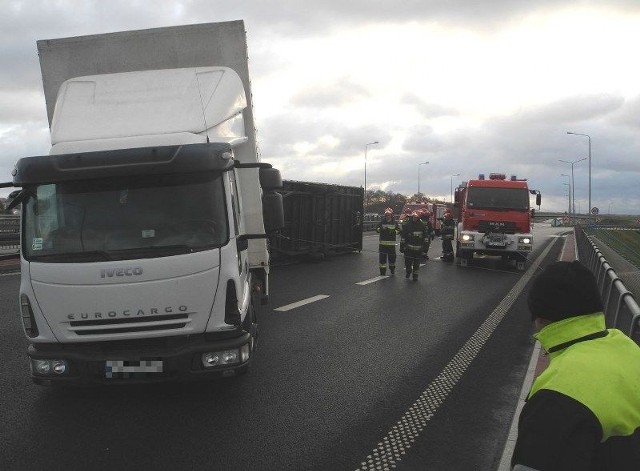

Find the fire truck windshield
[[466, 187, 529, 211]]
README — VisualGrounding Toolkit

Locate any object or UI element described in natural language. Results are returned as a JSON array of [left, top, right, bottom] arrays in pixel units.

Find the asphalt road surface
[[0, 223, 568, 471]]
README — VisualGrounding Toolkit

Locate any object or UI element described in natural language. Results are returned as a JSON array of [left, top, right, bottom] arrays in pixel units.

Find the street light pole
[[417, 161, 429, 196], [364, 141, 379, 211], [566, 132, 591, 219], [559, 157, 586, 225], [562, 182, 571, 217], [450, 173, 460, 203], [560, 174, 571, 216]]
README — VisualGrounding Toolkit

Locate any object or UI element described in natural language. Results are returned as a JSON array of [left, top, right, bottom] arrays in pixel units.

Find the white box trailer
[[5, 21, 283, 385]]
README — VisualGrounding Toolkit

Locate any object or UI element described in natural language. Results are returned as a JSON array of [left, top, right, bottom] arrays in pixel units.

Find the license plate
[[487, 241, 506, 247], [105, 359, 164, 379]]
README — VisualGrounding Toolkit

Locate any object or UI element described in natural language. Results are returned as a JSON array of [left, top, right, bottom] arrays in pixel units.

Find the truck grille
[[68, 313, 192, 336], [478, 221, 517, 234]]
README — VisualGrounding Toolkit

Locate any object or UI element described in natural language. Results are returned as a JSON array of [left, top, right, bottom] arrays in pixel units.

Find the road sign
[[591, 207, 599, 215]]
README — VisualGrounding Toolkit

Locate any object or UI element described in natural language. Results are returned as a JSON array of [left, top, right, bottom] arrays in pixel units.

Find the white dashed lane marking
[[356, 276, 389, 285], [356, 236, 556, 471], [273, 295, 330, 312]]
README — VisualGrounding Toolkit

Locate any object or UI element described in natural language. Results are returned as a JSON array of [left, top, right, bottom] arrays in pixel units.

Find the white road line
[[356, 235, 556, 471], [274, 295, 330, 312], [0, 271, 20, 278], [496, 341, 543, 471], [498, 231, 573, 469], [356, 276, 389, 285]]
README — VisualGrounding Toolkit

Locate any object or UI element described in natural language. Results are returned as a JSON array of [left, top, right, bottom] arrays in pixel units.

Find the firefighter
[[400, 211, 428, 280], [440, 210, 455, 261], [376, 207, 399, 275], [417, 209, 434, 259], [398, 207, 411, 230]]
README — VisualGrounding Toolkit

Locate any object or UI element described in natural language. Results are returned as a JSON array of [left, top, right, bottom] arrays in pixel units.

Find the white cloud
[[0, 1, 639, 212]]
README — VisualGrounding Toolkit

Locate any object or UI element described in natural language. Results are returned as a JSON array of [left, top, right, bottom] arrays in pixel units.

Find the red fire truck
[[400, 202, 450, 235], [453, 173, 541, 270]]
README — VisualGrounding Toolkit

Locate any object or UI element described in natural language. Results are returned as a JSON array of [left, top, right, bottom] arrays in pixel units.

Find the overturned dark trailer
[[270, 180, 363, 262]]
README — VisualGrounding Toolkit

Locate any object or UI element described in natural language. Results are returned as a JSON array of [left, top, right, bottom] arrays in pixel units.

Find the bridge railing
[[0, 215, 20, 254], [575, 226, 640, 346]]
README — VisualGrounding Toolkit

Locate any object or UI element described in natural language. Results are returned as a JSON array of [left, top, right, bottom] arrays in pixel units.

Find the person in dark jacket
[[376, 207, 399, 275], [417, 209, 434, 259], [511, 261, 640, 471], [439, 210, 455, 261], [400, 211, 428, 281]]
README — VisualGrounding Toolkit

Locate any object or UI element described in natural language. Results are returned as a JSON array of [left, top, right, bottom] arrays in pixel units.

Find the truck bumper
[[28, 332, 253, 386], [457, 231, 533, 258]]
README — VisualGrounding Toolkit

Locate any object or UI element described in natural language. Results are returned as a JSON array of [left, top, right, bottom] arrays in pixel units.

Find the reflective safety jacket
[[400, 219, 428, 252], [512, 313, 640, 470], [377, 219, 399, 246], [418, 217, 434, 236]]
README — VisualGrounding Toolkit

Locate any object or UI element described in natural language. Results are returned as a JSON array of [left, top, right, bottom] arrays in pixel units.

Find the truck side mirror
[[454, 188, 461, 206], [536, 194, 541, 207], [262, 191, 284, 233], [259, 167, 283, 191]]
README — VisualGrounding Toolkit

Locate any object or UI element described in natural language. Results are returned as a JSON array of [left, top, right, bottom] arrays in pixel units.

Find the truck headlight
[[201, 349, 241, 368], [31, 359, 69, 376], [518, 237, 532, 244], [462, 234, 474, 242]]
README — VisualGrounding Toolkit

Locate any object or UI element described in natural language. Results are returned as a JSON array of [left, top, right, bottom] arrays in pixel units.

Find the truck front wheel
[[242, 299, 258, 354], [515, 252, 528, 271], [457, 248, 473, 266]]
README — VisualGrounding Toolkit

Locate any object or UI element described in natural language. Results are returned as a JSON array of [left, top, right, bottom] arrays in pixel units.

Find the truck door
[[229, 169, 249, 306]]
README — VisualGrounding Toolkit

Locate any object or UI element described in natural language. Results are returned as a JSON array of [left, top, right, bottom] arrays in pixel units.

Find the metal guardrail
[[575, 226, 640, 346], [0, 215, 20, 253]]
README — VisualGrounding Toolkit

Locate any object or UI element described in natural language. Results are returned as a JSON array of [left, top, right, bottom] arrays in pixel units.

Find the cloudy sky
[[1, 0, 639, 215]]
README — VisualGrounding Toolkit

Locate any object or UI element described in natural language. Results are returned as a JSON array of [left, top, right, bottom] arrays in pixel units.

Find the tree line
[[364, 190, 447, 215]]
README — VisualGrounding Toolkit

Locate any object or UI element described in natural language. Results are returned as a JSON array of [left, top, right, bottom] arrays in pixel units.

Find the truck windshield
[[466, 187, 529, 211], [23, 172, 228, 262]]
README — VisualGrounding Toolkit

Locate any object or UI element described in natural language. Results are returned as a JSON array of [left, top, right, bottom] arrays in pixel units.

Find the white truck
[[4, 21, 284, 385]]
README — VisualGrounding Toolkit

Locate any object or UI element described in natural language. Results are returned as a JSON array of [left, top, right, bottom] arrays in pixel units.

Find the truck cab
[[454, 173, 541, 270], [8, 60, 283, 385]]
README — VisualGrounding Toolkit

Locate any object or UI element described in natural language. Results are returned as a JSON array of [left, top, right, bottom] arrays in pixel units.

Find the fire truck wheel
[[457, 249, 472, 267]]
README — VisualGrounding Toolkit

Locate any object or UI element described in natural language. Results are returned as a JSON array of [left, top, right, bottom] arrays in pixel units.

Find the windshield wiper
[[471, 206, 525, 211], [109, 245, 193, 259], [29, 245, 216, 263], [30, 251, 113, 262]]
